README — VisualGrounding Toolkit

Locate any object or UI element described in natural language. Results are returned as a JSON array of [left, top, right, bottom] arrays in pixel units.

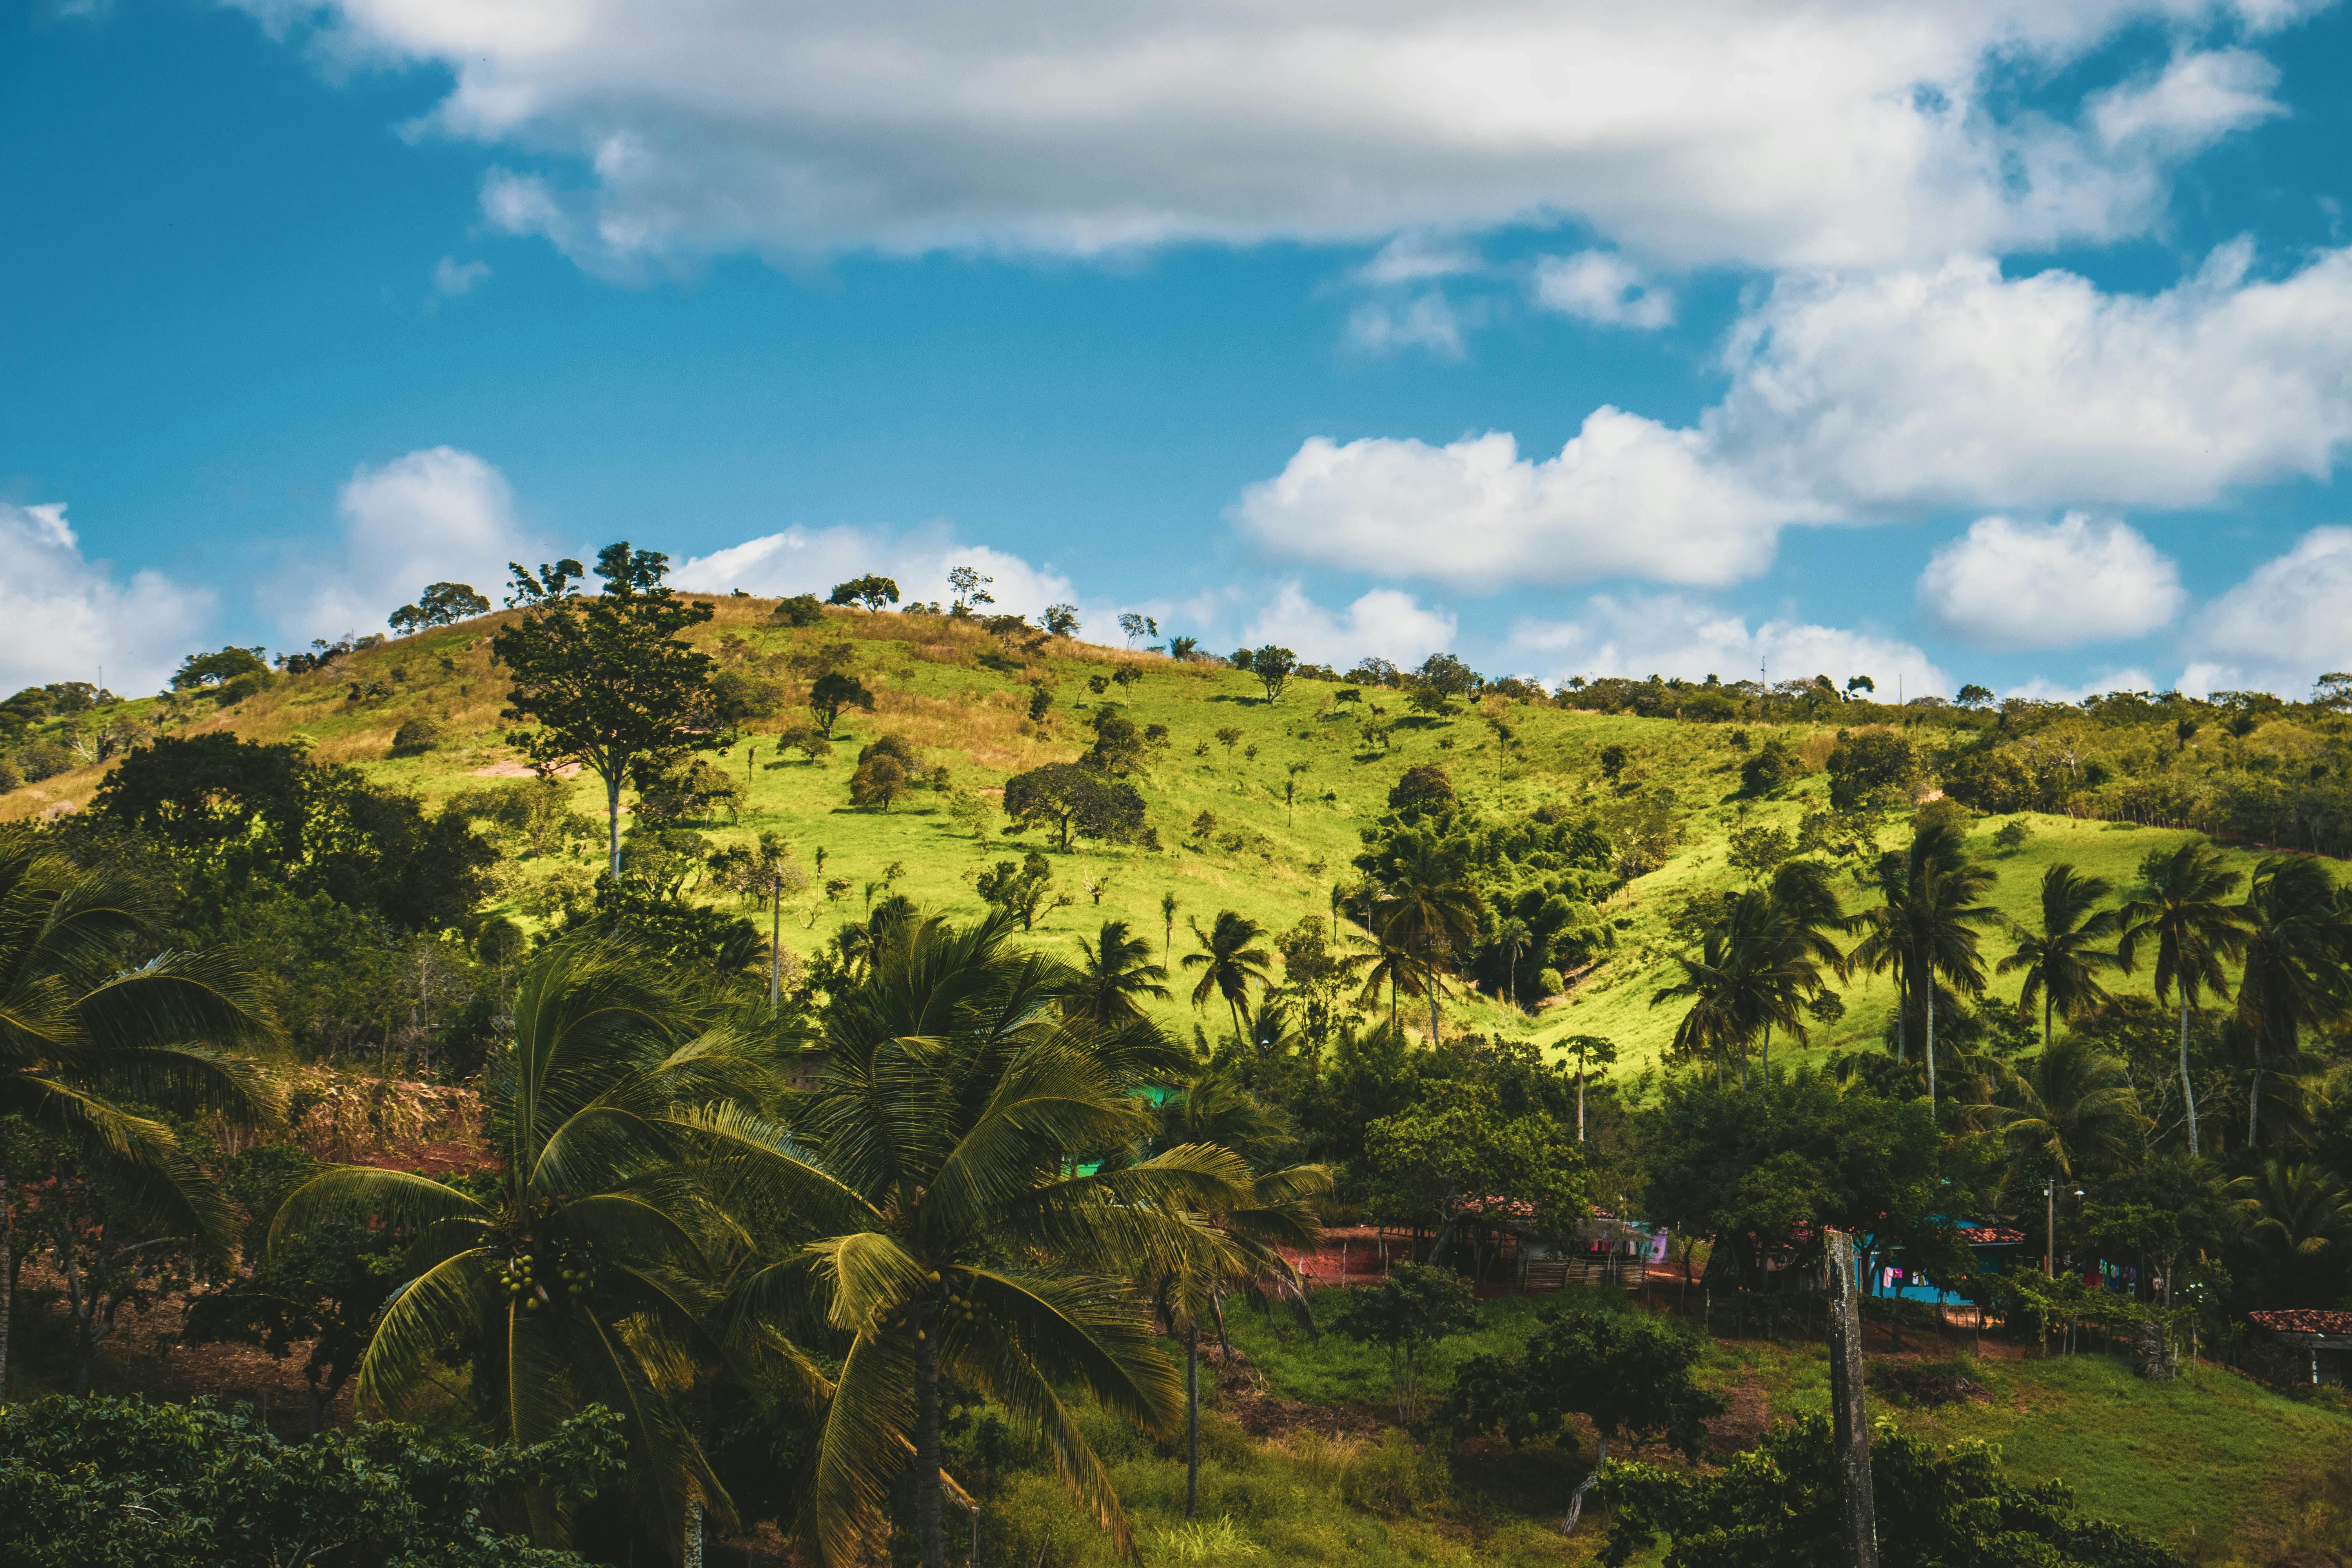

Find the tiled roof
[[2249, 1309, 2352, 1336]]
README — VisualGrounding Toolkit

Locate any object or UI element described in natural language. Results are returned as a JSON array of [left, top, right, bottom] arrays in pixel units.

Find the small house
[[2248, 1310, 2352, 1386]]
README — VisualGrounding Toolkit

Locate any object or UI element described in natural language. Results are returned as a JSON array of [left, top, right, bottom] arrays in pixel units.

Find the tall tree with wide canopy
[[1996, 864, 2124, 1051], [2231, 855, 2348, 1147], [1183, 911, 1275, 1048], [736, 911, 1253, 1568], [1850, 817, 1999, 1112], [0, 829, 277, 1401], [2119, 841, 2249, 1155], [270, 938, 801, 1553], [495, 544, 719, 880]]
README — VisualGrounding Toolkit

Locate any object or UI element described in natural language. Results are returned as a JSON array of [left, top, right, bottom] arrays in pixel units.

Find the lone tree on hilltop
[[1044, 603, 1080, 637], [827, 575, 900, 612], [1118, 612, 1158, 648], [946, 564, 994, 617], [388, 581, 491, 634], [493, 544, 717, 880]]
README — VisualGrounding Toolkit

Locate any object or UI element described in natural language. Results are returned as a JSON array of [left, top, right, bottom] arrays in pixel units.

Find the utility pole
[[1824, 1229, 1879, 1568]]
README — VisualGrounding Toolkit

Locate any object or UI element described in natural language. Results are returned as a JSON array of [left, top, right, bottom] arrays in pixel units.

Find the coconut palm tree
[[1183, 911, 1275, 1048], [1998, 1034, 2144, 1182], [739, 911, 1255, 1568], [1997, 864, 2123, 1051], [0, 829, 277, 1402], [2119, 841, 2249, 1155], [1850, 818, 1999, 1112], [1129, 1074, 1327, 1519], [2232, 855, 2349, 1147], [1068, 919, 1171, 1026], [1357, 923, 1432, 1036], [1651, 902, 1761, 1089], [1751, 859, 1850, 1076], [2229, 1160, 2352, 1305], [271, 938, 795, 1552], [1374, 843, 1482, 1043]]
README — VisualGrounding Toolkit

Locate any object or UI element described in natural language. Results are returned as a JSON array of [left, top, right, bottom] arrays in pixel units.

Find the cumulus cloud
[[234, 2, 2295, 269], [2004, 667, 2158, 703], [1511, 592, 1947, 694], [1532, 251, 1673, 329], [1238, 583, 1457, 670], [432, 256, 491, 296], [676, 522, 1080, 623], [1234, 412, 1832, 590], [1345, 294, 1472, 358], [2180, 527, 2352, 696], [1917, 513, 2182, 648], [278, 447, 543, 642], [1247, 240, 2352, 588], [0, 502, 215, 695]]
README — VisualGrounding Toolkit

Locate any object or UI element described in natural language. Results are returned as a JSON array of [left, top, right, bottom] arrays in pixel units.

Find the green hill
[[5, 596, 2330, 1080]]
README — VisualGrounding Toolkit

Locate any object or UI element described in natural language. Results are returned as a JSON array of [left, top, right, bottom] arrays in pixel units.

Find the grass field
[[7, 598, 2327, 1083]]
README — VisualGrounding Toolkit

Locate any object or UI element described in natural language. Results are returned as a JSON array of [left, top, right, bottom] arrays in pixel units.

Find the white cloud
[[1718, 243, 2352, 512], [0, 503, 215, 695], [1355, 235, 1482, 287], [2183, 527, 2352, 695], [1511, 592, 1948, 694], [1917, 513, 2181, 648], [676, 522, 1079, 623], [1345, 294, 1471, 358], [2004, 667, 2157, 703], [279, 447, 541, 641], [1238, 583, 1457, 670], [235, 2, 2298, 270], [1248, 241, 2352, 588], [432, 255, 491, 296], [1532, 251, 1673, 329], [1233, 412, 1832, 590]]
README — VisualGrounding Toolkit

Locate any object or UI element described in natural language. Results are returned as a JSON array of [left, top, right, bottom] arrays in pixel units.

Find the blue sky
[[8, 0, 2352, 701]]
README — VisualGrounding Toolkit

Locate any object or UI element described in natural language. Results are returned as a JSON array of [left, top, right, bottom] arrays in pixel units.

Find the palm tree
[[2119, 841, 2248, 1155], [2232, 855, 2347, 1147], [1375, 843, 1482, 1043], [1069, 919, 1171, 1026], [1132, 1073, 1327, 1519], [1850, 818, 1999, 1112], [1161, 890, 1180, 960], [1653, 869, 1840, 1089], [1183, 911, 1275, 1048], [1357, 921, 1432, 1035], [0, 829, 277, 1402], [272, 938, 792, 1551], [1651, 902, 1761, 1089], [744, 912, 1254, 1568], [1997, 864, 2123, 1051], [1998, 1034, 2144, 1183], [1751, 860, 1850, 1076], [2229, 1160, 2352, 1305]]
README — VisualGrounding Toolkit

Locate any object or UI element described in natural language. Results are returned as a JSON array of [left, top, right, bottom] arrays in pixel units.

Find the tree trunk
[[916, 1308, 946, 1568], [605, 773, 624, 880], [1760, 1022, 1770, 1080], [0, 1170, 9, 1406], [1925, 984, 1936, 1115], [1893, 969, 1906, 1063], [2178, 995, 2200, 1155], [1428, 977, 1441, 1045], [2248, 1024, 2265, 1149], [1575, 1070, 1586, 1142], [1563, 1434, 1607, 1534], [1184, 1328, 1201, 1521], [683, 1501, 704, 1568], [1823, 1230, 1879, 1568]]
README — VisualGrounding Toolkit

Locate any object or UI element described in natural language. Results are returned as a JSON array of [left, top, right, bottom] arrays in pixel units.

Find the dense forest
[[5, 548, 2352, 1566]]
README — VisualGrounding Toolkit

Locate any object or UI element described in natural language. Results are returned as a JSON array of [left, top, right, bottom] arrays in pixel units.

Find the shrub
[[0, 758, 19, 794], [857, 733, 920, 770], [773, 724, 833, 762], [1739, 739, 1802, 795], [15, 741, 74, 782], [1992, 817, 2033, 854], [1536, 966, 1565, 998], [390, 717, 442, 756], [1343, 1430, 1450, 1518], [771, 593, 826, 626], [1826, 728, 1918, 809]]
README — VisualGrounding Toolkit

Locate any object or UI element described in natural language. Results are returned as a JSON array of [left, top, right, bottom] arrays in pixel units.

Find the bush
[[390, 717, 442, 756], [849, 754, 908, 810], [1739, 739, 1801, 795], [14, 741, 74, 782], [1535, 966, 1565, 998], [1343, 1430, 1450, 1518], [773, 724, 833, 762], [0, 758, 19, 795], [857, 734, 919, 770], [1992, 817, 2033, 854], [771, 593, 826, 626]]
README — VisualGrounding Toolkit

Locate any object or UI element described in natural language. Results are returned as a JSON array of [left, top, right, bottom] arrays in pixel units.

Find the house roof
[[2249, 1309, 2352, 1336]]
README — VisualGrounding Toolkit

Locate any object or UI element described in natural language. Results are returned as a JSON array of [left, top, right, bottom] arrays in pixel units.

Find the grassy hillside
[[3, 598, 2329, 1080]]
